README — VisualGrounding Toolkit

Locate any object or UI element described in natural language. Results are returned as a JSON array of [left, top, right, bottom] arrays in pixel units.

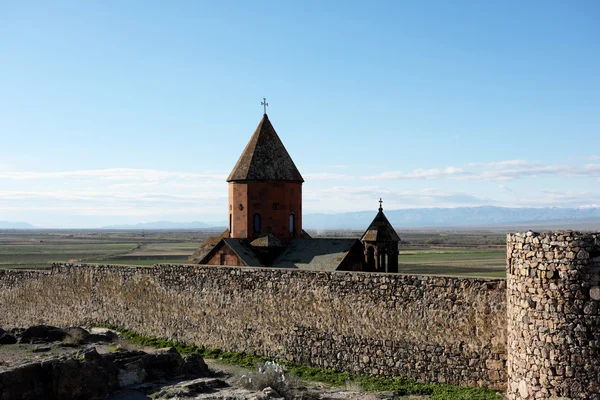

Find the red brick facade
[[228, 181, 302, 244], [204, 245, 242, 266]]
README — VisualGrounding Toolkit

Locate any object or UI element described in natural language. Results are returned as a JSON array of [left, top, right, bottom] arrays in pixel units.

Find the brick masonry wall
[[507, 231, 600, 399], [0, 264, 506, 389], [229, 181, 302, 243], [204, 245, 240, 266]]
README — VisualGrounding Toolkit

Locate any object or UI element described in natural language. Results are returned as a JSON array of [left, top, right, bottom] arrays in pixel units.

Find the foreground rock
[[19, 325, 68, 344], [143, 377, 229, 399], [0, 325, 212, 400], [0, 334, 17, 345], [1, 326, 411, 400], [0, 347, 212, 400]]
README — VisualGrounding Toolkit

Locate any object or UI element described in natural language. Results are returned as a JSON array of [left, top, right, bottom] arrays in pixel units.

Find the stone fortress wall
[[0, 265, 507, 389], [0, 230, 598, 398], [507, 231, 600, 399]]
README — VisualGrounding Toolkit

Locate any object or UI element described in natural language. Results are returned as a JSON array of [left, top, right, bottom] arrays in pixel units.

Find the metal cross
[[379, 198, 383, 211], [261, 98, 268, 114]]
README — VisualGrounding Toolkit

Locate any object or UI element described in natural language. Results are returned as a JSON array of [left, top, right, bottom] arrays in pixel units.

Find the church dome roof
[[227, 114, 304, 183], [360, 204, 400, 242]]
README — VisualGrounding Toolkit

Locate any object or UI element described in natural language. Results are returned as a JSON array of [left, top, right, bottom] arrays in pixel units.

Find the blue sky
[[1, 1, 599, 228]]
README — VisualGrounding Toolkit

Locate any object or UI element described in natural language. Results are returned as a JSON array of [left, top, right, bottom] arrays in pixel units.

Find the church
[[189, 110, 400, 273]]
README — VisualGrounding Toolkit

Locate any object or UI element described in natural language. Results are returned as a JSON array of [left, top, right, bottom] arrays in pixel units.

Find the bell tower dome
[[226, 113, 304, 244], [360, 199, 400, 273]]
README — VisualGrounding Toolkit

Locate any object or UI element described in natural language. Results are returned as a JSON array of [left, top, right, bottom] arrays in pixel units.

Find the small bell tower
[[360, 199, 400, 273]]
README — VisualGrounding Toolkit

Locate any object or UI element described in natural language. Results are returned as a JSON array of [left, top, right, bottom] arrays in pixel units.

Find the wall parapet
[[0, 263, 507, 389]]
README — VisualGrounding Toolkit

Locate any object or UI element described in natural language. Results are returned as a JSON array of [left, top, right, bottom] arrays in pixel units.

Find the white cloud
[[578, 204, 600, 209], [302, 186, 491, 213], [497, 184, 513, 192], [0, 187, 224, 200], [321, 165, 348, 169], [363, 160, 600, 182], [0, 168, 226, 181], [467, 159, 530, 167], [0, 168, 229, 224], [303, 173, 348, 180], [362, 167, 469, 180], [2, 162, 600, 226]]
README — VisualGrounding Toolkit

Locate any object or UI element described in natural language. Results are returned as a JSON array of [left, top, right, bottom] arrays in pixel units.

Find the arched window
[[366, 247, 375, 271], [380, 249, 387, 272], [289, 213, 295, 235], [253, 213, 261, 233]]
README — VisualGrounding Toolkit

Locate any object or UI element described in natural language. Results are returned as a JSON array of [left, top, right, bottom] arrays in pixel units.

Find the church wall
[[229, 181, 302, 243], [337, 241, 369, 271], [204, 246, 242, 266], [229, 183, 249, 238], [0, 263, 506, 390]]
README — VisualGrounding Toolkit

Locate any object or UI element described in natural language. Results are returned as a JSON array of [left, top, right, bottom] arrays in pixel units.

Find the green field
[[117, 242, 200, 256], [398, 248, 506, 278], [0, 231, 208, 270], [0, 230, 507, 277], [0, 240, 137, 269]]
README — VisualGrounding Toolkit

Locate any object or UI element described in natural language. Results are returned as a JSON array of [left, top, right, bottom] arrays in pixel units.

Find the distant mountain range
[[302, 206, 600, 229], [3, 206, 600, 230], [0, 221, 36, 229], [101, 221, 225, 230]]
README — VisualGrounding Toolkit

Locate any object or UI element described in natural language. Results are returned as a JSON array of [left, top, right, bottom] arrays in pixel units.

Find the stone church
[[189, 112, 400, 272]]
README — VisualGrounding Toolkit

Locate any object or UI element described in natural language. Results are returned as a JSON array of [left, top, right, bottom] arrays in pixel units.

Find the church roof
[[272, 238, 360, 271], [187, 229, 229, 263], [250, 232, 284, 248], [198, 238, 264, 267], [227, 114, 304, 182], [360, 208, 400, 242]]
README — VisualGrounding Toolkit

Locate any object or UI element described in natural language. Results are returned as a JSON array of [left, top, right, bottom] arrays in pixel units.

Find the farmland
[[311, 229, 507, 277], [397, 248, 506, 278], [0, 230, 216, 269], [0, 229, 507, 277]]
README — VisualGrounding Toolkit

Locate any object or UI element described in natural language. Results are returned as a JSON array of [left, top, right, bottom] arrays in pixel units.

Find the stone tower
[[360, 200, 400, 273], [506, 231, 600, 399], [226, 114, 304, 244]]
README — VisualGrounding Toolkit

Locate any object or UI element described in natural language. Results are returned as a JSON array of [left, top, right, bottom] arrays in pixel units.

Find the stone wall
[[0, 264, 507, 389], [507, 231, 600, 399]]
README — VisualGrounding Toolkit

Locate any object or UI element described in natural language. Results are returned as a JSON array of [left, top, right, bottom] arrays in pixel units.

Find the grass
[[0, 238, 137, 269], [398, 248, 506, 278], [124, 242, 200, 255], [0, 231, 201, 269], [101, 325, 502, 400]]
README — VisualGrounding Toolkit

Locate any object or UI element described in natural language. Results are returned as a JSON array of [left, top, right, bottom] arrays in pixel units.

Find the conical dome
[[227, 114, 304, 182], [360, 206, 400, 242]]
